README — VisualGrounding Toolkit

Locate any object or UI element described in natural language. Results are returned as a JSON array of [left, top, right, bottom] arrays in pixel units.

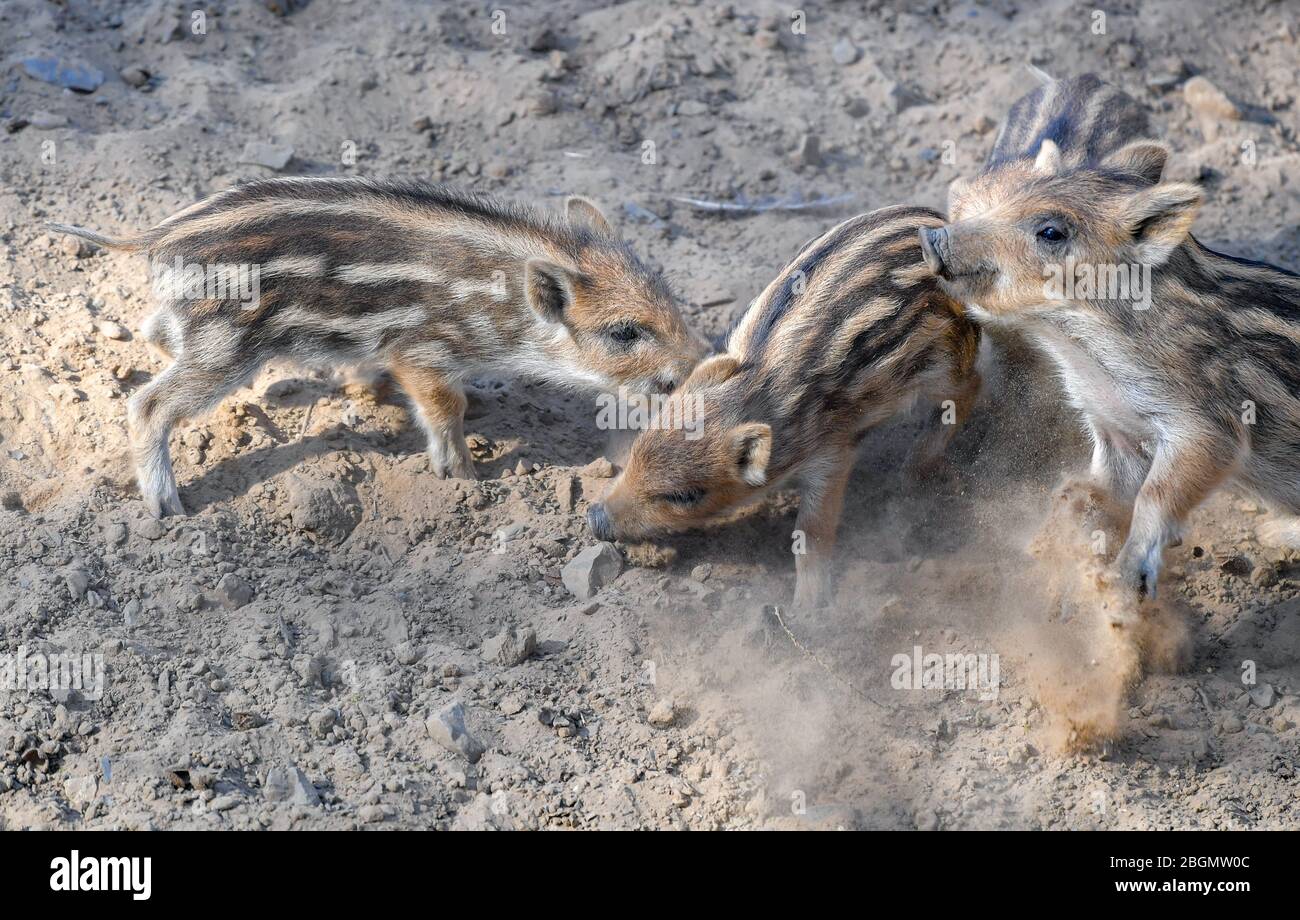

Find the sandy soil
[[1, 0, 1297, 830]]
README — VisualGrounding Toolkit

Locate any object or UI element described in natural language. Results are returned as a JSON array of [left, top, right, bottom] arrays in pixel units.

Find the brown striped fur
[[588, 206, 981, 607], [950, 72, 1159, 220], [924, 139, 1300, 617], [51, 178, 708, 517]]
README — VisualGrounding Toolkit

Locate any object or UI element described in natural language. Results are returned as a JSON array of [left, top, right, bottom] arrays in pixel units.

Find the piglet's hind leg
[[129, 360, 250, 518]]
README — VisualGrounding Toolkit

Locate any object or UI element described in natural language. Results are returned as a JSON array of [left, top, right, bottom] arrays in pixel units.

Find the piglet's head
[[925, 140, 1202, 317], [524, 197, 708, 394], [587, 355, 771, 543]]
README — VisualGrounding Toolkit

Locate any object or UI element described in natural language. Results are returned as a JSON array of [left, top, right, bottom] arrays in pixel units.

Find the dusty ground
[[1, 0, 1298, 830]]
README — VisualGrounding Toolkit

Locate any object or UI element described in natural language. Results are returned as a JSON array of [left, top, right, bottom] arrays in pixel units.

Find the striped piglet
[[52, 179, 707, 517], [588, 206, 982, 608]]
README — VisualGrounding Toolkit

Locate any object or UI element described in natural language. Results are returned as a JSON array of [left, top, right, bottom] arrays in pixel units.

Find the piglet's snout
[[587, 502, 615, 541], [918, 227, 950, 278]]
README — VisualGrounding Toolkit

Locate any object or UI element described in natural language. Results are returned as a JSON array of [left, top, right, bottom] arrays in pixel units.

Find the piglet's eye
[[608, 322, 642, 344], [660, 488, 704, 506], [1037, 225, 1067, 243]]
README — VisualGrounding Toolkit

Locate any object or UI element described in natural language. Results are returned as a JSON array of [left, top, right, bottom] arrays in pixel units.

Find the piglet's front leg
[[792, 450, 854, 609], [390, 359, 478, 480], [1106, 432, 1236, 619]]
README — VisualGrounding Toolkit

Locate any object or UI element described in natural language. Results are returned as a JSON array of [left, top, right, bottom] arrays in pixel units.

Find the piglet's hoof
[[143, 488, 186, 519]]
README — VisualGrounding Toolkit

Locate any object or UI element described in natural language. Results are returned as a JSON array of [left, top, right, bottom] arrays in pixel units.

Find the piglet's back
[[725, 206, 977, 428], [126, 178, 606, 365], [986, 73, 1153, 175], [143, 178, 579, 307]]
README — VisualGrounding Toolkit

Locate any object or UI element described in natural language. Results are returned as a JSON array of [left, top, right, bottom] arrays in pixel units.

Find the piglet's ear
[[1122, 182, 1203, 267], [524, 259, 580, 323], [1102, 140, 1169, 185], [565, 196, 619, 238], [688, 354, 740, 387], [730, 422, 772, 487], [946, 176, 971, 218], [1033, 139, 1062, 175]]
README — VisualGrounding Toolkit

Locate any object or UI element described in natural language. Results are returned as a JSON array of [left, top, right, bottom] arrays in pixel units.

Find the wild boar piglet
[[52, 179, 708, 517], [921, 140, 1300, 615], [590, 206, 982, 608]]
